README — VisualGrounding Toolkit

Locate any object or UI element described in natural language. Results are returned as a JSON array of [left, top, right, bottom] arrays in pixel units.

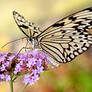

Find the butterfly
[[13, 7, 92, 67]]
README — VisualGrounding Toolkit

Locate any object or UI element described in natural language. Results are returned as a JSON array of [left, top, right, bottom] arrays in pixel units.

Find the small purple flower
[[36, 59, 42, 66], [32, 69, 38, 75], [8, 55, 15, 61], [26, 58, 36, 68], [0, 64, 6, 71], [5, 75, 11, 81], [0, 56, 5, 62], [23, 74, 39, 85], [14, 62, 22, 74], [0, 49, 55, 85], [0, 74, 10, 82], [23, 74, 33, 85]]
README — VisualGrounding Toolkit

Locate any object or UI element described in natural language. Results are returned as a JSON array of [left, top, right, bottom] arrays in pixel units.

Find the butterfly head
[[13, 11, 42, 49]]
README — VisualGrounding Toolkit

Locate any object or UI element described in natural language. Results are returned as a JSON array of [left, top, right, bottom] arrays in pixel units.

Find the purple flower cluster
[[0, 49, 54, 85]]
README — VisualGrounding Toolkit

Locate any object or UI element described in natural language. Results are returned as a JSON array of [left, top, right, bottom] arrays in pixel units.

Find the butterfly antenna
[[1, 37, 27, 48]]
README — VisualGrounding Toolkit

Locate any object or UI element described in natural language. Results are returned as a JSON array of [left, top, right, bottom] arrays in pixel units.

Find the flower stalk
[[21, 83, 29, 92], [10, 76, 14, 92]]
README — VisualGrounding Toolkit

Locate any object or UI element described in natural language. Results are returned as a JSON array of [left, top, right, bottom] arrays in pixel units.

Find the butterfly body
[[13, 7, 92, 67]]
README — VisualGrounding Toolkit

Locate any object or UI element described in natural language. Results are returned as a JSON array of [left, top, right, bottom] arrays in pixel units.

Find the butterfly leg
[[25, 38, 29, 52], [18, 47, 31, 54]]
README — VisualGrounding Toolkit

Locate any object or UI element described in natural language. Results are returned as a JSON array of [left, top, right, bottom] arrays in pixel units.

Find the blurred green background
[[0, 0, 92, 92]]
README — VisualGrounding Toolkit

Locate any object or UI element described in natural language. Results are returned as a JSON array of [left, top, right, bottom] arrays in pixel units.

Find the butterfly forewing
[[13, 11, 41, 38], [38, 7, 92, 38]]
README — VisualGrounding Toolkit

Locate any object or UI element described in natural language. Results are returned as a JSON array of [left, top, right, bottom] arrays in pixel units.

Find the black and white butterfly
[[13, 7, 92, 67]]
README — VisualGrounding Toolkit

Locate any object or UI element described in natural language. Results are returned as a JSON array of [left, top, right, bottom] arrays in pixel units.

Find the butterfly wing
[[13, 11, 41, 38], [38, 7, 92, 66]]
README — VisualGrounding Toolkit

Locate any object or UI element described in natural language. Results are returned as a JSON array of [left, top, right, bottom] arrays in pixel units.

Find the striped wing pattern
[[39, 7, 92, 66], [13, 11, 41, 38]]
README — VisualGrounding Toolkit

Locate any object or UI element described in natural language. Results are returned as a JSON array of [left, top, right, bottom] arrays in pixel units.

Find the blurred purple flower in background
[[0, 49, 55, 85]]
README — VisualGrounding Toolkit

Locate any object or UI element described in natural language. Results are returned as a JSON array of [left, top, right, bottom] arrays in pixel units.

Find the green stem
[[21, 83, 29, 92], [10, 78, 14, 92]]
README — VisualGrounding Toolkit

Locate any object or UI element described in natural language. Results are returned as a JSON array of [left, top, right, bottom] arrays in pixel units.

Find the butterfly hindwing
[[39, 7, 92, 66]]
